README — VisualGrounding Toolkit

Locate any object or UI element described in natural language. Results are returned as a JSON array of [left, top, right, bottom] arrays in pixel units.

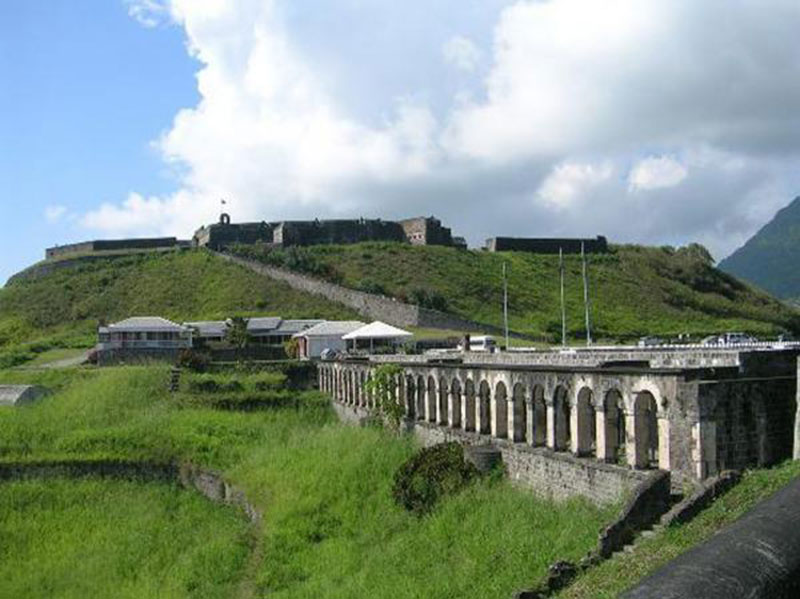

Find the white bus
[[469, 335, 497, 352]]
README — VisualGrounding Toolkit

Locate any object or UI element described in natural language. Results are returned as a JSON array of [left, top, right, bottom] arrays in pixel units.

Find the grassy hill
[[0, 250, 358, 367], [231, 241, 800, 341]]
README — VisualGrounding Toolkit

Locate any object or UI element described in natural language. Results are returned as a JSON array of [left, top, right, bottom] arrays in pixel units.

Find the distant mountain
[[719, 196, 800, 299]]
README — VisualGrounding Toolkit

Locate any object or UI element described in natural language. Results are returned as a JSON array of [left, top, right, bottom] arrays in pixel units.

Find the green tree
[[364, 363, 405, 433], [227, 316, 250, 353]]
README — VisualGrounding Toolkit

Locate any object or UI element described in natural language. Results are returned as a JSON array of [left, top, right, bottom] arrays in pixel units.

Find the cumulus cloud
[[628, 156, 688, 192], [82, 0, 800, 261], [442, 36, 482, 72]]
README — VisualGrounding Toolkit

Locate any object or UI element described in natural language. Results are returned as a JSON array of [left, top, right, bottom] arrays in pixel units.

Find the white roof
[[103, 317, 187, 333], [274, 319, 325, 335], [342, 321, 413, 340], [293, 321, 366, 339]]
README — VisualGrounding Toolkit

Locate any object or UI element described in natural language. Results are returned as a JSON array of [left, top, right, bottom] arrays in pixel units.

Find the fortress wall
[[217, 252, 524, 337], [486, 236, 608, 254]]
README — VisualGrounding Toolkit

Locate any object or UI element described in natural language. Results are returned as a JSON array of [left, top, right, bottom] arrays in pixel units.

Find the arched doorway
[[438, 377, 449, 425], [416, 375, 425, 420], [405, 375, 416, 419], [450, 379, 462, 428], [427, 376, 437, 422], [553, 385, 571, 451], [603, 389, 626, 465], [464, 380, 476, 432], [576, 387, 596, 456], [633, 391, 659, 469], [493, 382, 509, 439], [478, 381, 491, 434]]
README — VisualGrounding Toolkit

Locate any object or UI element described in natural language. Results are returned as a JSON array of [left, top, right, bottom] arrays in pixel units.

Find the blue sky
[[0, 1, 197, 283], [3, 0, 800, 285]]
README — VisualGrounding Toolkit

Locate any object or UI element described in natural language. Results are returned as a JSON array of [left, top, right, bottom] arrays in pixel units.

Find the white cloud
[[82, 0, 800, 262], [628, 156, 688, 192], [443, 36, 482, 72], [536, 162, 614, 209], [44, 205, 67, 223]]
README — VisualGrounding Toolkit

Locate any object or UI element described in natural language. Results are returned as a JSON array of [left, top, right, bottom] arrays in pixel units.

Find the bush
[[176, 349, 210, 372], [392, 442, 478, 515]]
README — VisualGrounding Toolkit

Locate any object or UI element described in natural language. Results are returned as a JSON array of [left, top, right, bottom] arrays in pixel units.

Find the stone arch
[[553, 385, 571, 451], [602, 389, 626, 465], [219, 212, 231, 225], [427, 376, 437, 422], [438, 377, 449, 425], [512, 383, 526, 442], [575, 387, 596, 457], [405, 375, 416, 419], [531, 385, 547, 446], [464, 379, 476, 432], [493, 381, 509, 439], [478, 380, 491, 434], [450, 378, 462, 428], [416, 375, 425, 420], [633, 391, 659, 469]]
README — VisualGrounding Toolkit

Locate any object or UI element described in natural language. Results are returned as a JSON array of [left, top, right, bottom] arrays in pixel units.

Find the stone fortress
[[43, 213, 608, 260]]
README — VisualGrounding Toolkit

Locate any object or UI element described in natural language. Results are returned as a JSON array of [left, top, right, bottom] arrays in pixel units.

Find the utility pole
[[560, 247, 566, 348], [582, 241, 592, 346], [503, 261, 510, 350]]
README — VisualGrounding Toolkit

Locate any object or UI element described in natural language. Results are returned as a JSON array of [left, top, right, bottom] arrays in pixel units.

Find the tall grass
[[0, 478, 250, 599]]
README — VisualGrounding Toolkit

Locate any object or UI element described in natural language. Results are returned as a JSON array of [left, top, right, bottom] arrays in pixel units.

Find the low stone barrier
[[659, 470, 740, 528], [0, 459, 260, 524]]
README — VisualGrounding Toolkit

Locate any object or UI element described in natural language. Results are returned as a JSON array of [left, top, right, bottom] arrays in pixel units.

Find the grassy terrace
[[0, 366, 614, 598], [231, 242, 800, 341]]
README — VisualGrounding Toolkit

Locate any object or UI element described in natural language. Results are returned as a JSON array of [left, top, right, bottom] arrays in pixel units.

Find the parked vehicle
[[462, 335, 497, 352], [637, 336, 663, 347]]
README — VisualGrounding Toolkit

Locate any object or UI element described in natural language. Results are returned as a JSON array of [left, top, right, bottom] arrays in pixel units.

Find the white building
[[293, 321, 366, 359], [97, 317, 193, 350]]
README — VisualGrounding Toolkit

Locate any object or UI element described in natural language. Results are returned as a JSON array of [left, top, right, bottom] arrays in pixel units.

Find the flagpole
[[503, 262, 509, 350], [560, 247, 566, 348], [582, 242, 592, 346]]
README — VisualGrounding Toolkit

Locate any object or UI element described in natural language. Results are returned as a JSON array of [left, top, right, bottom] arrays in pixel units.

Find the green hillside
[[231, 241, 800, 341], [719, 196, 800, 299], [0, 250, 358, 367]]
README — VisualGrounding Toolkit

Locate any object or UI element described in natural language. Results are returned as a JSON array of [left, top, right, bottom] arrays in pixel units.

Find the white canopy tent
[[342, 321, 413, 353]]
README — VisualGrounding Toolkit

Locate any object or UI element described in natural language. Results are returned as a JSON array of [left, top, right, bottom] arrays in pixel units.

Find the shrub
[[392, 442, 478, 515], [176, 349, 210, 373]]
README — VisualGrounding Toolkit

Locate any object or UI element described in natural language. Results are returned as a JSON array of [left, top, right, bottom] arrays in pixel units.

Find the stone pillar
[[546, 403, 557, 449], [461, 393, 470, 431], [490, 396, 499, 438], [570, 400, 581, 455], [507, 400, 518, 442], [525, 401, 534, 445], [692, 419, 717, 479], [657, 416, 670, 470], [476, 397, 486, 435], [595, 410, 610, 461], [448, 390, 460, 428]]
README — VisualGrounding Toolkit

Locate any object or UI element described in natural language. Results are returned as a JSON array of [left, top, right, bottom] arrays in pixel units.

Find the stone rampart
[[217, 251, 527, 337]]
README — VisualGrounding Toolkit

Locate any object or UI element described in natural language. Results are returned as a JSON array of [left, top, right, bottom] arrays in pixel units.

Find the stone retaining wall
[[332, 402, 648, 506], [217, 252, 529, 337]]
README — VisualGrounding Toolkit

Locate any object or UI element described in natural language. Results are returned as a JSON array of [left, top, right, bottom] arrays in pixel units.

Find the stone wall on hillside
[[217, 252, 529, 338], [331, 402, 647, 506]]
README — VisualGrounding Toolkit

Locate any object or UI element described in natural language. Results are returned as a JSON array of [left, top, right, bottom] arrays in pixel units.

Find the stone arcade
[[319, 345, 799, 503]]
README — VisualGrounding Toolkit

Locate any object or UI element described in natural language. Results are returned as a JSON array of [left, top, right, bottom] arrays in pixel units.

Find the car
[[637, 336, 663, 347], [719, 332, 757, 345], [701, 335, 721, 346]]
